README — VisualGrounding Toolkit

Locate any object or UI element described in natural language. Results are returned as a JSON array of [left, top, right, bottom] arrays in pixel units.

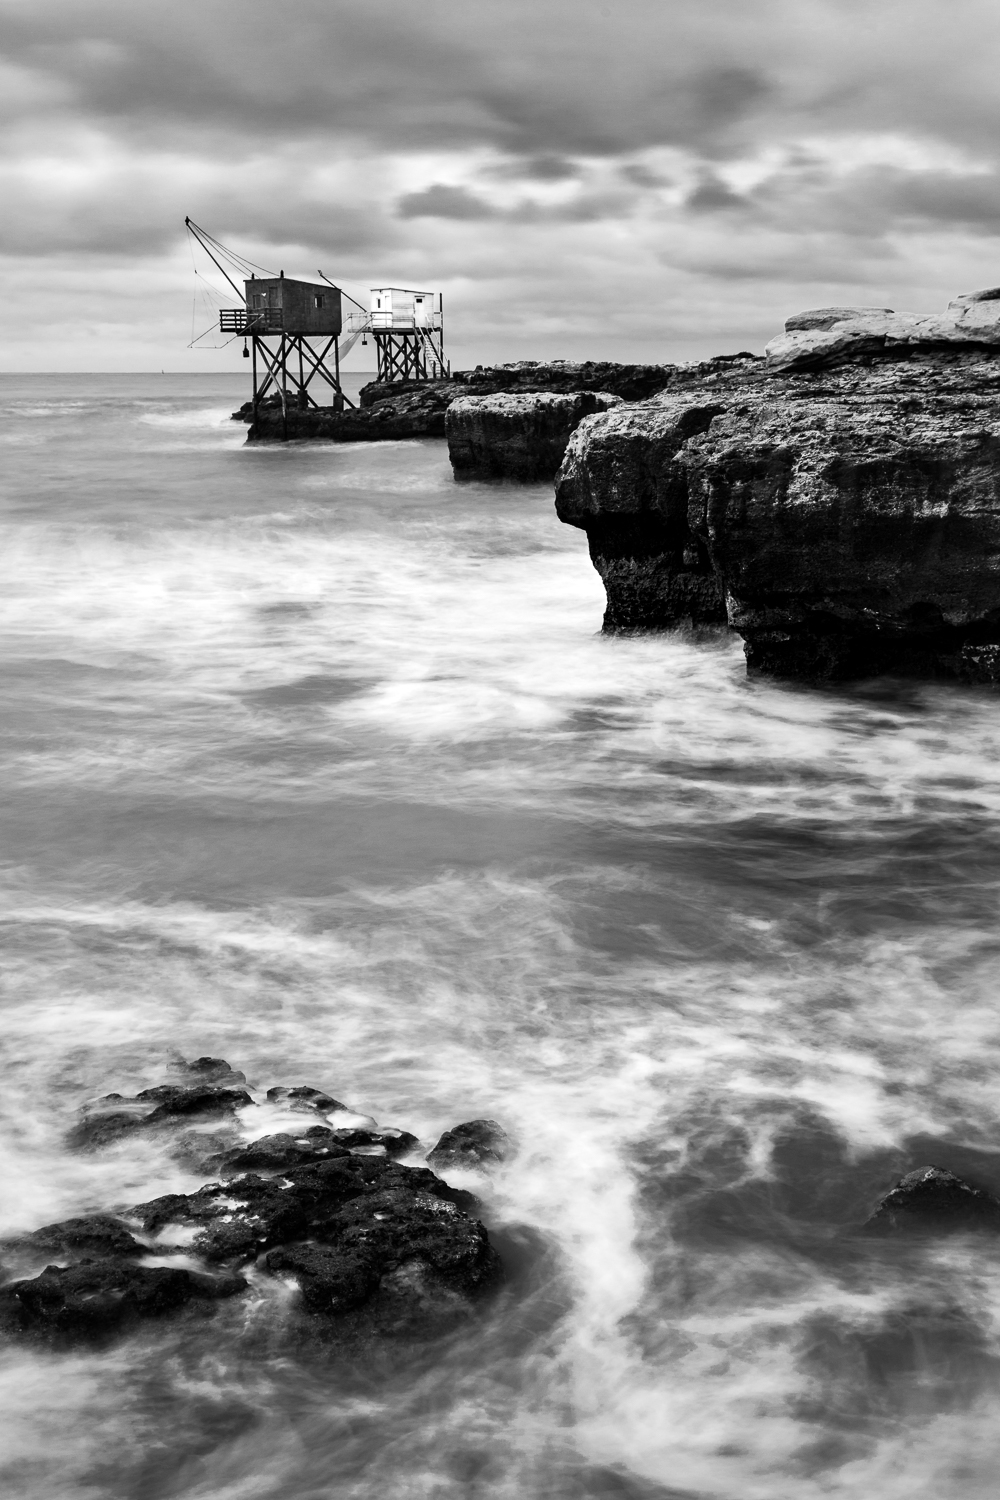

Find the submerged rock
[[7, 1214, 145, 1261], [68, 1064, 254, 1151], [447, 391, 622, 482], [265, 1084, 349, 1113], [176, 1056, 247, 1085], [427, 1119, 512, 1171], [865, 1166, 1000, 1233], [556, 340, 1000, 680]]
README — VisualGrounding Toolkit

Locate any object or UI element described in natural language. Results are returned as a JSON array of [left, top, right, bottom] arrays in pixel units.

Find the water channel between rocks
[[3, 372, 1000, 1499]]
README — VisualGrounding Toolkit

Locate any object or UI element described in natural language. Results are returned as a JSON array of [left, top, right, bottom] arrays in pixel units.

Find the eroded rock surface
[[1, 1259, 245, 1340], [427, 1119, 513, 1171], [768, 289, 1000, 370], [68, 1074, 254, 1151], [447, 391, 622, 482], [449, 359, 684, 403], [556, 338, 1000, 680], [4, 1061, 504, 1346], [241, 383, 459, 443], [231, 360, 693, 447]]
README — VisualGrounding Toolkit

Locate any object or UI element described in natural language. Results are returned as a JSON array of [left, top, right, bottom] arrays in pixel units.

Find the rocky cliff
[[447, 391, 622, 481], [556, 299, 1000, 683]]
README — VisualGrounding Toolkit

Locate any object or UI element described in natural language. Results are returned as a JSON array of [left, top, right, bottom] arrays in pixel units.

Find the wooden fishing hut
[[220, 271, 346, 438], [368, 288, 449, 382]]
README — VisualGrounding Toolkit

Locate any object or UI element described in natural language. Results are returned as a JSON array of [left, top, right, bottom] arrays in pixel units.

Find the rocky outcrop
[[449, 359, 695, 403], [2, 1059, 505, 1345], [232, 359, 709, 446], [447, 391, 622, 481], [427, 1120, 513, 1171], [1, 1257, 245, 1340], [240, 383, 459, 443], [864, 1166, 1000, 1233], [767, 289, 1000, 370], [556, 318, 1000, 681], [67, 1058, 254, 1151]]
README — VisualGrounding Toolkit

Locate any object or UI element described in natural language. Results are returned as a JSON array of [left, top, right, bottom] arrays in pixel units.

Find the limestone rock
[[556, 352, 1000, 680], [451, 359, 684, 403], [679, 369, 1000, 680], [447, 391, 622, 482], [555, 395, 731, 629], [768, 292, 1000, 371], [864, 1166, 1000, 1233], [784, 307, 894, 333], [234, 361, 699, 448]]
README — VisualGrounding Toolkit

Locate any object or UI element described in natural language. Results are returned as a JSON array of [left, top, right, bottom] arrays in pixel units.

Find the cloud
[[4, 0, 1000, 368], [397, 184, 497, 221], [5, 0, 994, 158], [685, 174, 751, 213]]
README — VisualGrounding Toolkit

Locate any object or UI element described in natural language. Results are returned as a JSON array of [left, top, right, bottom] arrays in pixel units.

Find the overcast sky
[[3, 0, 1000, 370]]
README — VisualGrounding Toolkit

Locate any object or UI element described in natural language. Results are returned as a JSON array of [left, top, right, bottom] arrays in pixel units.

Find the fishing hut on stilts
[[185, 220, 450, 438], [352, 288, 449, 383]]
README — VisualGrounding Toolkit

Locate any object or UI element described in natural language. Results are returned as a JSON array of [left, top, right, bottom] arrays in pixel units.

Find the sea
[[3, 370, 1000, 1499]]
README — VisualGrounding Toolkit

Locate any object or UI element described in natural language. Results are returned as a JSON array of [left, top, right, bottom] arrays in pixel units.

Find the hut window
[[314, 294, 325, 308]]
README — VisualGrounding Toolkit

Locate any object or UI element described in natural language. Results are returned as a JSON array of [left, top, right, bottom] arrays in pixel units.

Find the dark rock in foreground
[[6, 1214, 145, 1260], [1, 1259, 245, 1340], [556, 336, 1000, 681], [864, 1166, 1000, 1233], [447, 391, 621, 482], [427, 1119, 513, 1171], [4, 1061, 504, 1347], [204, 1124, 418, 1177]]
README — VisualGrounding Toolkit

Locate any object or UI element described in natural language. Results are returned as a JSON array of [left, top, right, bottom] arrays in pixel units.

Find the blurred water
[[3, 372, 1000, 1498]]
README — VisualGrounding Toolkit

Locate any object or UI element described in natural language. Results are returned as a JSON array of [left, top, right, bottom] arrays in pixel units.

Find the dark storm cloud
[[396, 182, 637, 225], [0, 3, 794, 157], [685, 175, 751, 213], [4, 0, 1000, 160], [398, 185, 497, 221]]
